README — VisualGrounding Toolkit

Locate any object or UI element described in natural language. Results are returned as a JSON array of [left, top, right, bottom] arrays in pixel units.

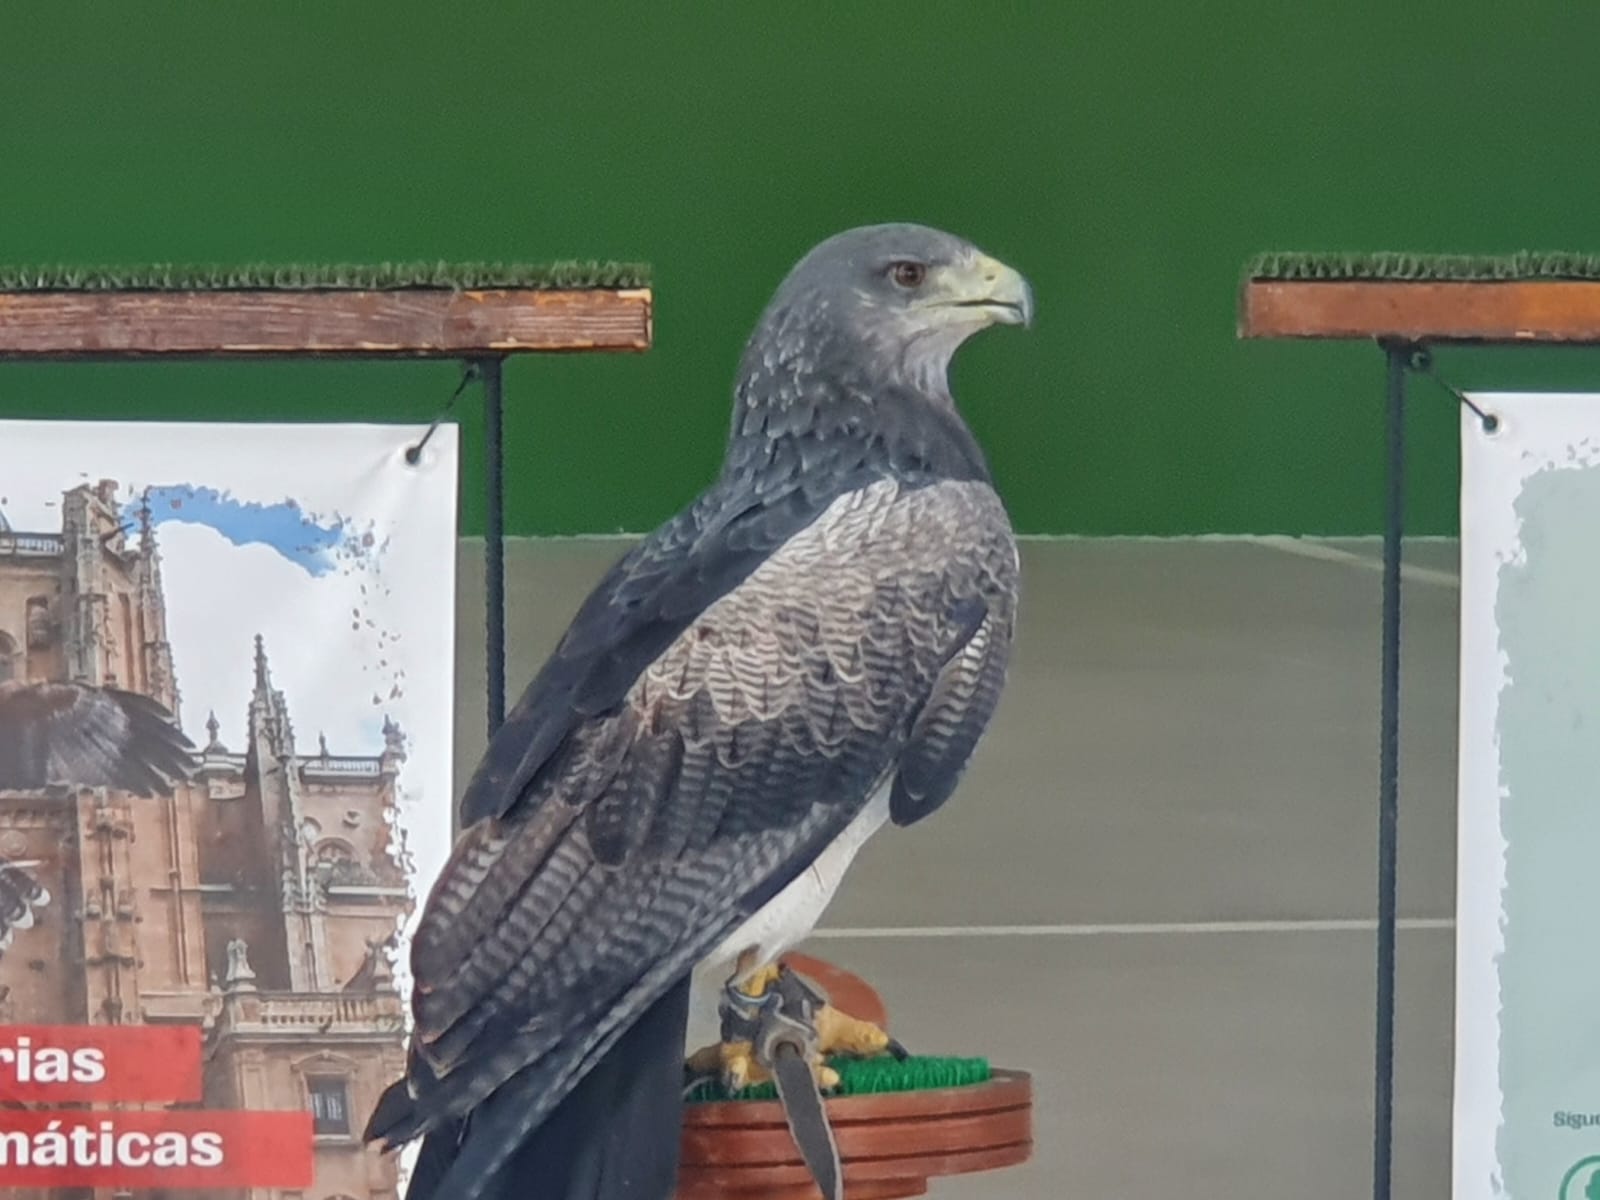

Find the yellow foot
[[733, 960, 783, 998], [686, 1037, 842, 1094], [686, 958, 851, 1094], [815, 1003, 904, 1061]]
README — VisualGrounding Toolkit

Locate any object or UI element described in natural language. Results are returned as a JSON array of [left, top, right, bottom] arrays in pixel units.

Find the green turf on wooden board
[[1246, 251, 1600, 283], [0, 261, 650, 292], [684, 1055, 992, 1105]]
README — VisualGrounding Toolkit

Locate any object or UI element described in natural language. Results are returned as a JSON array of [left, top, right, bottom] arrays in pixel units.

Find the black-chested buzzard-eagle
[[367, 223, 1032, 1200]]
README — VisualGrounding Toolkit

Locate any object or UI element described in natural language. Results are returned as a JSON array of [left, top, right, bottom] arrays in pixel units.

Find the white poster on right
[[1457, 392, 1600, 1200]]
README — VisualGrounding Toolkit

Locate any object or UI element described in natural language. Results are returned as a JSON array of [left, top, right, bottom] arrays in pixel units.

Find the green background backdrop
[[3, 2, 1600, 538]]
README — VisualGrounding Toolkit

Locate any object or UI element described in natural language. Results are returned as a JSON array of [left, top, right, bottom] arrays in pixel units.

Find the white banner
[[0, 419, 457, 1198], [1457, 394, 1600, 1200]]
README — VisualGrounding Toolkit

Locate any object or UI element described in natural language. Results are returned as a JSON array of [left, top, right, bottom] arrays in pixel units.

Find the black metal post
[[1373, 340, 1408, 1200], [480, 355, 507, 736]]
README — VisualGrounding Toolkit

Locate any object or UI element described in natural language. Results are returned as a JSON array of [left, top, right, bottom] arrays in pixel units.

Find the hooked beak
[[934, 252, 1035, 329]]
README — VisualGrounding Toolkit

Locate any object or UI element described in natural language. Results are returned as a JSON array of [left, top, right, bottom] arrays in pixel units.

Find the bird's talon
[[814, 1002, 899, 1061], [684, 1042, 722, 1079], [721, 1040, 765, 1094]]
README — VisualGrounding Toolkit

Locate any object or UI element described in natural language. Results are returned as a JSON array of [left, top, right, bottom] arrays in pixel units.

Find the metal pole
[[480, 355, 507, 736], [1373, 340, 1408, 1200]]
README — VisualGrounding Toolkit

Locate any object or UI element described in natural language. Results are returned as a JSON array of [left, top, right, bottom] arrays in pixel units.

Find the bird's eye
[[888, 261, 926, 289]]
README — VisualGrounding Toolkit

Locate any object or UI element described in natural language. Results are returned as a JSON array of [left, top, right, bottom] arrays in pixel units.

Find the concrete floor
[[450, 535, 1462, 1200]]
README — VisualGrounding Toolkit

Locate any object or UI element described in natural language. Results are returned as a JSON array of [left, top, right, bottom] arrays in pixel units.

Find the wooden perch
[[0, 287, 652, 359], [677, 954, 1033, 1200], [1240, 278, 1600, 344]]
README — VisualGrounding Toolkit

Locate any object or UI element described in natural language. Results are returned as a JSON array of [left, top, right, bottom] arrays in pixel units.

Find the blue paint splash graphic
[[125, 485, 354, 577]]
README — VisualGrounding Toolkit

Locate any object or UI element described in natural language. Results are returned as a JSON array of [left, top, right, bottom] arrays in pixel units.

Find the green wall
[[4, 2, 1600, 538]]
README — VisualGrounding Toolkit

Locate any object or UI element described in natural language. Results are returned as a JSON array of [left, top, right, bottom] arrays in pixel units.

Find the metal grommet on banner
[[1407, 347, 1500, 435], [405, 362, 481, 465]]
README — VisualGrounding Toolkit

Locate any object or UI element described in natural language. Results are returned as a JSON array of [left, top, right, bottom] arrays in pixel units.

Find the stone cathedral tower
[[0, 481, 414, 1200]]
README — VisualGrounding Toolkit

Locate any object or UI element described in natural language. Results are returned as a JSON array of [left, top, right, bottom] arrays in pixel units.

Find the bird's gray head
[[740, 223, 1034, 401]]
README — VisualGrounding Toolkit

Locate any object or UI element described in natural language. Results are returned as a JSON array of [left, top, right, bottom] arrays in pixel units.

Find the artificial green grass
[[0, 260, 651, 292], [1246, 251, 1600, 283], [684, 1055, 992, 1105]]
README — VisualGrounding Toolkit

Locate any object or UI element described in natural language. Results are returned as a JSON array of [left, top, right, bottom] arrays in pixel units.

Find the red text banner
[[0, 1025, 202, 1104], [0, 1110, 314, 1188]]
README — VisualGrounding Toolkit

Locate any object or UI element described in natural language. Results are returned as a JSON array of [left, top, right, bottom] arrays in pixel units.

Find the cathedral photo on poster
[[0, 418, 458, 1200]]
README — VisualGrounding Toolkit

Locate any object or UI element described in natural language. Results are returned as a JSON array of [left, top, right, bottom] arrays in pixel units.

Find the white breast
[[684, 778, 893, 1051]]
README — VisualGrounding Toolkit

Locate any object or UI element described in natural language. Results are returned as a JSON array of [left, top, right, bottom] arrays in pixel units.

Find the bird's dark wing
[[0, 681, 196, 796], [890, 595, 1015, 827], [372, 476, 1018, 1200], [456, 454, 886, 829]]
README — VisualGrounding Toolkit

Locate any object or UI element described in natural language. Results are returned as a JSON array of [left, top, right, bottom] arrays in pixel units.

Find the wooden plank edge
[[0, 286, 653, 359], [1238, 278, 1600, 343], [0, 285, 653, 301]]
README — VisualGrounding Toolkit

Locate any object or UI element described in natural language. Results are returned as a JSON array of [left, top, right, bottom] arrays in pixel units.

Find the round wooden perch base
[[677, 1069, 1032, 1200], [675, 954, 1033, 1200]]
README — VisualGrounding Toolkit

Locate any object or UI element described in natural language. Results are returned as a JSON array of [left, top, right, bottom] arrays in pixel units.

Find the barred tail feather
[[400, 977, 692, 1200]]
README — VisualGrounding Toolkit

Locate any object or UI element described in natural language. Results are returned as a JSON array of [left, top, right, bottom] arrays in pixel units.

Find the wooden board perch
[[0, 287, 652, 359], [1238, 253, 1600, 344], [1240, 279, 1600, 343]]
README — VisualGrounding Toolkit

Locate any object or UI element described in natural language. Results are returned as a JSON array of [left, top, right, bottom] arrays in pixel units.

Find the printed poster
[[0, 419, 457, 1197], [1457, 393, 1600, 1200]]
